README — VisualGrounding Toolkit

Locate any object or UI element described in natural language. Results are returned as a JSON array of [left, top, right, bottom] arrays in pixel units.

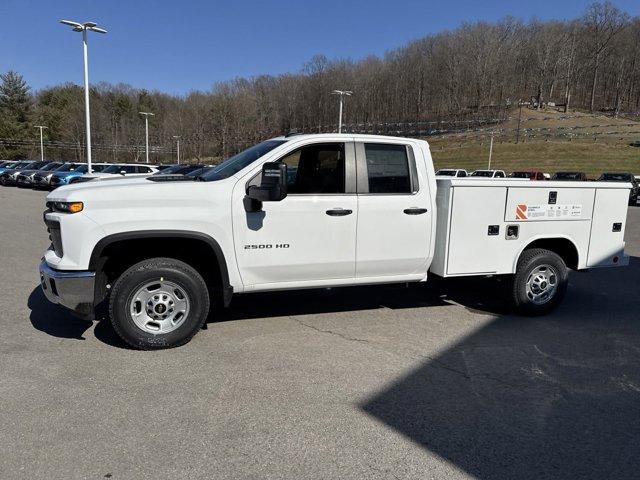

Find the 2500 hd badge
[[244, 244, 290, 249]]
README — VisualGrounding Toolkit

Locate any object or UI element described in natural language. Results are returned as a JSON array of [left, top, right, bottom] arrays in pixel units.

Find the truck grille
[[45, 218, 63, 257]]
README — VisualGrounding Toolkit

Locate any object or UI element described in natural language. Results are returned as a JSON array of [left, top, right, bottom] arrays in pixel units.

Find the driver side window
[[251, 142, 346, 194]]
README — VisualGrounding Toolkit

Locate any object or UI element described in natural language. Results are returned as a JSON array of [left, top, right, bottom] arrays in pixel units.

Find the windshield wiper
[[147, 174, 198, 183]]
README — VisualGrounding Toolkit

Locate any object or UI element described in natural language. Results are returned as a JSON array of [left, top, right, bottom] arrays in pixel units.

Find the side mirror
[[244, 162, 287, 212], [120, 170, 126, 176]]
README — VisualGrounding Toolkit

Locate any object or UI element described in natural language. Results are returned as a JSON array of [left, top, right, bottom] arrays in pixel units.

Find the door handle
[[326, 208, 353, 216], [403, 208, 428, 215]]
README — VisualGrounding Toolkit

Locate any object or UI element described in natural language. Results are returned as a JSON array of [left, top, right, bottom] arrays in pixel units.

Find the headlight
[[48, 201, 84, 214]]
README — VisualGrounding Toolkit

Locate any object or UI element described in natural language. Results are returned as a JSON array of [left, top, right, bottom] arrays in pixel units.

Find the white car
[[72, 163, 158, 183], [470, 169, 506, 178], [435, 169, 467, 177], [39, 133, 631, 349]]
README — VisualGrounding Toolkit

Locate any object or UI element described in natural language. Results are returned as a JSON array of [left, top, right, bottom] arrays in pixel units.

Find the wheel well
[[92, 235, 230, 309], [521, 238, 579, 270]]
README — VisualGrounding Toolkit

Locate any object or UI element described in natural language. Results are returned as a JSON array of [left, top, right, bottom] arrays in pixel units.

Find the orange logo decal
[[516, 204, 528, 220]]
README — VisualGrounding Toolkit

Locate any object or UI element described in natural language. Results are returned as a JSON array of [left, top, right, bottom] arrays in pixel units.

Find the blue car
[[0, 160, 25, 175], [48, 163, 110, 188]]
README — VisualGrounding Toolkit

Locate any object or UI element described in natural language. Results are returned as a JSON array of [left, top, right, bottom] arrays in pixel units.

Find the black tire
[[511, 248, 568, 316], [109, 257, 210, 350]]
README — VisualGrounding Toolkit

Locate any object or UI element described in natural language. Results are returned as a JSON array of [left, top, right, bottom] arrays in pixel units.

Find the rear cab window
[[357, 142, 418, 194]]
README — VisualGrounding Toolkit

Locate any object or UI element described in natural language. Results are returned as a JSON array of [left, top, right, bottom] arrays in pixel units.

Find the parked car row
[[0, 160, 214, 190], [1, 159, 636, 205], [435, 168, 639, 205]]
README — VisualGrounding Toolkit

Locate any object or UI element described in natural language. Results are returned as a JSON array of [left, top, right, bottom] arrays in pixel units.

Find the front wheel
[[510, 248, 568, 316], [109, 257, 210, 349]]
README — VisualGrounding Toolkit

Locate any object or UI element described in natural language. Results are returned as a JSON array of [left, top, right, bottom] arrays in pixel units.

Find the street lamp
[[331, 90, 352, 133], [488, 132, 494, 169], [139, 112, 155, 163], [60, 20, 107, 174], [172, 135, 181, 164], [34, 125, 47, 161]]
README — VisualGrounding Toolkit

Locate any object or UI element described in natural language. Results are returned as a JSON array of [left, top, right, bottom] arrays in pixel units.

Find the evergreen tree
[[0, 70, 32, 158]]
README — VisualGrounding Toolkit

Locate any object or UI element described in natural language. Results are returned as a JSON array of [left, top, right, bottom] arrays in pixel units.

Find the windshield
[[24, 161, 49, 170], [11, 161, 32, 169], [198, 140, 287, 181], [436, 170, 456, 176], [155, 164, 202, 175], [599, 173, 632, 182], [40, 163, 62, 171], [102, 164, 128, 173], [186, 166, 214, 177], [511, 172, 532, 179], [471, 171, 493, 177], [553, 172, 582, 180], [55, 163, 81, 172]]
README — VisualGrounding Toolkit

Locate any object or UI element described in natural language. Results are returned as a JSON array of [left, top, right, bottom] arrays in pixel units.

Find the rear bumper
[[39, 260, 95, 317]]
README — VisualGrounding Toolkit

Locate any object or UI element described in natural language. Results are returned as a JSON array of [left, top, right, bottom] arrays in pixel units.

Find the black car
[[598, 172, 639, 206], [551, 171, 587, 181], [16, 162, 63, 187]]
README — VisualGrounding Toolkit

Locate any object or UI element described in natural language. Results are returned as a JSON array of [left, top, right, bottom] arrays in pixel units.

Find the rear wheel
[[109, 257, 210, 349], [511, 248, 568, 315]]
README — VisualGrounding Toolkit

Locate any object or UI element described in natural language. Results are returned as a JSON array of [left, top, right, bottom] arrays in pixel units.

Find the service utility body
[[39, 134, 631, 349]]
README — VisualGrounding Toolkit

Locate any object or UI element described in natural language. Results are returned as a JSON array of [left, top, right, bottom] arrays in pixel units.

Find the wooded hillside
[[0, 1, 638, 163]]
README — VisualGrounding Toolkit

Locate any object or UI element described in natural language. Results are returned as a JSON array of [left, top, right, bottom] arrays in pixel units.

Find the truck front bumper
[[39, 261, 95, 317]]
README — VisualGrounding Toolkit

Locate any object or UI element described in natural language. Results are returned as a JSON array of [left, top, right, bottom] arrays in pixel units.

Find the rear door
[[354, 141, 433, 279]]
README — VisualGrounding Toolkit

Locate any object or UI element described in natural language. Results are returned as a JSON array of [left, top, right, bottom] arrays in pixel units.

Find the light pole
[[139, 112, 154, 163], [516, 102, 523, 144], [173, 136, 181, 164], [60, 20, 107, 174], [488, 133, 494, 169], [34, 125, 47, 161], [331, 90, 352, 133]]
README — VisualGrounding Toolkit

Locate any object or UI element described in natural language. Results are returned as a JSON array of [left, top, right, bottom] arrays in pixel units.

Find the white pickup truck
[[39, 134, 631, 349]]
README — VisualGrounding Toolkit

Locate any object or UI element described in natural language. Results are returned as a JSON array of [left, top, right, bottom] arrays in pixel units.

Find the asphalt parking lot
[[1, 186, 639, 480]]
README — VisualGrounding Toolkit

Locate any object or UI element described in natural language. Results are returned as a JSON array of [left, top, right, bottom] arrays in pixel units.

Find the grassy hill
[[429, 109, 640, 178]]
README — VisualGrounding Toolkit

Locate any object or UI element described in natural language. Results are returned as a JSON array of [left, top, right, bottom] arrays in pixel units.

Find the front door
[[232, 141, 358, 288]]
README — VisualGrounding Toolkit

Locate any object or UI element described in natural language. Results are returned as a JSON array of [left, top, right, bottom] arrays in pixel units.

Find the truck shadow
[[361, 256, 640, 480], [28, 288, 93, 340], [27, 288, 129, 348]]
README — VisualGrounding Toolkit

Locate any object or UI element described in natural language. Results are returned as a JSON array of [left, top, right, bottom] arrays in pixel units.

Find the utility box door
[[446, 186, 507, 275], [504, 187, 594, 222], [587, 188, 629, 267]]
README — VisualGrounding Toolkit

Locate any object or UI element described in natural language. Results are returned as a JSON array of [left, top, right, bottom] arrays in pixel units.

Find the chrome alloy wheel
[[129, 280, 190, 334], [525, 264, 558, 305]]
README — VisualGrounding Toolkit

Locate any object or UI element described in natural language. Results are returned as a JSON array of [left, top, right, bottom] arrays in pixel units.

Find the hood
[[48, 175, 197, 199], [46, 175, 224, 210], [86, 172, 151, 179]]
